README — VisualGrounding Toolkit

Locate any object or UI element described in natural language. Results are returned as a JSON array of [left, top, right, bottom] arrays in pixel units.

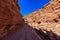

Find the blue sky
[[18, 0, 50, 16]]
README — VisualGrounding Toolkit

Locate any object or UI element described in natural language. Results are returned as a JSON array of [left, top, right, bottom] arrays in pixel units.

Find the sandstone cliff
[[1, 0, 60, 40], [0, 0, 42, 40], [24, 0, 60, 40], [0, 0, 24, 39]]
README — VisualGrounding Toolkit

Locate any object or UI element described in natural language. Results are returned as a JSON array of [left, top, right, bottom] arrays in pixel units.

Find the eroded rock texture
[[0, 0, 42, 40], [0, 0, 24, 39], [24, 0, 60, 40]]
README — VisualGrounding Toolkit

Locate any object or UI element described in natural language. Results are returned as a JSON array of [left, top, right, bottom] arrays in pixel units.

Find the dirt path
[[3, 24, 42, 40]]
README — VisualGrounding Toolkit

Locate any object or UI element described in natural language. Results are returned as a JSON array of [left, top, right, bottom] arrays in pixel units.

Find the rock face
[[0, 0, 24, 39], [24, 0, 60, 40], [0, 0, 42, 40]]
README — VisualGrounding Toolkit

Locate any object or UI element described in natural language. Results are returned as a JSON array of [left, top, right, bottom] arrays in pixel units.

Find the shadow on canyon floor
[[34, 28, 60, 40]]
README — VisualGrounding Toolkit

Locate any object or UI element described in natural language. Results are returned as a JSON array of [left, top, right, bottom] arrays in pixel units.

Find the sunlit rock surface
[[24, 0, 60, 40]]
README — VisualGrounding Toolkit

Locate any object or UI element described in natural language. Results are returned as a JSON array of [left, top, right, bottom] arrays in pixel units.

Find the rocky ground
[[24, 0, 60, 40]]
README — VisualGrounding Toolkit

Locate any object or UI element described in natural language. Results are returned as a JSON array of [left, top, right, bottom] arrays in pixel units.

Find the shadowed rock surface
[[0, 0, 24, 39], [0, 0, 42, 40]]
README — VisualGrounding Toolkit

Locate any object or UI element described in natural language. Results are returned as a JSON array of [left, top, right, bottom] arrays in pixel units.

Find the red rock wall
[[0, 0, 24, 39]]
